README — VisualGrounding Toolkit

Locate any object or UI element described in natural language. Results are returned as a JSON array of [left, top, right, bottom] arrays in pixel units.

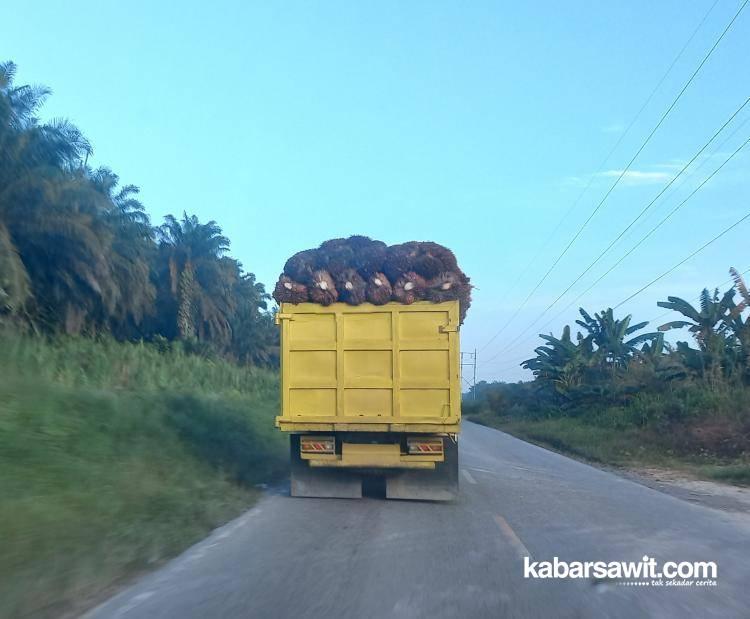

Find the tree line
[[464, 276, 750, 462], [0, 61, 277, 365], [519, 271, 749, 406]]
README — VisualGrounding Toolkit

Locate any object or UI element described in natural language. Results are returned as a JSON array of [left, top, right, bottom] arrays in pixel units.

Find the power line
[[482, 114, 750, 365], [544, 135, 750, 326], [647, 265, 750, 324], [616, 111, 750, 242], [530, 114, 750, 334], [536, 99, 749, 313], [478, 0, 721, 352], [484, 266, 750, 372], [614, 210, 750, 309], [479, 0, 749, 354], [484, 129, 750, 365]]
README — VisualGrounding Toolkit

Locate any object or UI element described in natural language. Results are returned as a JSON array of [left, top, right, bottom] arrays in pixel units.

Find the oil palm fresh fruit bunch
[[366, 272, 392, 305], [383, 241, 459, 281], [283, 248, 320, 283], [456, 273, 472, 324], [349, 236, 387, 278], [280, 238, 471, 322], [393, 271, 427, 304], [309, 270, 338, 305], [425, 271, 473, 323], [425, 272, 462, 302], [412, 242, 459, 279], [317, 238, 356, 279], [273, 274, 309, 304], [335, 268, 367, 305], [382, 242, 420, 282]]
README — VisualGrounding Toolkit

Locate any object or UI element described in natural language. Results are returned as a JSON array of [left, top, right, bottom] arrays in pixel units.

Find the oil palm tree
[[230, 272, 277, 365], [157, 212, 233, 342], [1, 61, 107, 333], [0, 221, 29, 317], [89, 167, 155, 333]]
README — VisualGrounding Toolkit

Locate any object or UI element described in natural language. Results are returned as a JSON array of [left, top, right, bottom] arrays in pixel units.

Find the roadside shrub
[[165, 393, 286, 484]]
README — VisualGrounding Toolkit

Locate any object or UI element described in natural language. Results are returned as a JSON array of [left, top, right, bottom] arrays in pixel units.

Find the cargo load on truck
[[273, 236, 472, 323], [274, 237, 468, 501]]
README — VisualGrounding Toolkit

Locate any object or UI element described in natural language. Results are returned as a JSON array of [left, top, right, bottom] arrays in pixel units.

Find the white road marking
[[468, 466, 496, 475], [493, 514, 532, 560], [111, 591, 154, 618], [468, 465, 563, 480], [462, 469, 477, 484]]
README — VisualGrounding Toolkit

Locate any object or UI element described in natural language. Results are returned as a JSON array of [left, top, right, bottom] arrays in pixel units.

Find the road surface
[[86, 422, 750, 618]]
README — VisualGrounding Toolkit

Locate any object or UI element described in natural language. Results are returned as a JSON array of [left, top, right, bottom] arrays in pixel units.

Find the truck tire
[[289, 435, 362, 499], [386, 437, 459, 501]]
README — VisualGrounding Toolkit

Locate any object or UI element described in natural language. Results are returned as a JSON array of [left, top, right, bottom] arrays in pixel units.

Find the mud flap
[[386, 437, 459, 501], [289, 435, 362, 498]]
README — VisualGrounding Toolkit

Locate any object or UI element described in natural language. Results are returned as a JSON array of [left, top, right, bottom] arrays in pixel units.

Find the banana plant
[[575, 308, 659, 370], [522, 325, 590, 397], [658, 287, 741, 383], [726, 268, 750, 375], [657, 288, 735, 347]]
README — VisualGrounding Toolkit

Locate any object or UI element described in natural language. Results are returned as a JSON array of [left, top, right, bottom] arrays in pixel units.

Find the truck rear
[[275, 299, 461, 500]]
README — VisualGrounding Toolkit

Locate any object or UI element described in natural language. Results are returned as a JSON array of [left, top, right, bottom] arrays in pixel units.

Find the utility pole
[[460, 349, 477, 400]]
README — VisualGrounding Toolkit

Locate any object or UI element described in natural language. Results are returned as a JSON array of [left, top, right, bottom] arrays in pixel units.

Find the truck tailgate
[[275, 301, 461, 433]]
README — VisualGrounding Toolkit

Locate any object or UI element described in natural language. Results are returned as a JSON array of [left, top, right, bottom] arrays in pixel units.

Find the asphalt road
[[85, 422, 750, 618]]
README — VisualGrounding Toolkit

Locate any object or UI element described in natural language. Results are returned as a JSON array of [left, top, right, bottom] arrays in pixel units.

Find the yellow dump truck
[[275, 299, 461, 500]]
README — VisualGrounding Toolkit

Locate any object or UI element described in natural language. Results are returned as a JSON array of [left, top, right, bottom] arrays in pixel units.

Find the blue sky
[[7, 1, 749, 381]]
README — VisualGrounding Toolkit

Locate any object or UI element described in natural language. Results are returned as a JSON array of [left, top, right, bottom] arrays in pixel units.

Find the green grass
[[465, 402, 750, 486], [0, 334, 285, 618], [698, 464, 750, 485], [472, 416, 672, 466]]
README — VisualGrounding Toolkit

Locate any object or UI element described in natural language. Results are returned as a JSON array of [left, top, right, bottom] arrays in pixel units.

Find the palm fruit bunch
[[273, 236, 472, 323]]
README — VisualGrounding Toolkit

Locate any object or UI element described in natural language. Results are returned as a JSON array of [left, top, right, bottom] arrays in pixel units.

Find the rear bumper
[[295, 432, 457, 470], [303, 442, 442, 469], [276, 418, 460, 434]]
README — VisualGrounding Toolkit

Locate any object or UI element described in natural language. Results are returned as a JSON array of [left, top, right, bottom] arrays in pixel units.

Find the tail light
[[300, 436, 335, 454], [407, 437, 444, 455]]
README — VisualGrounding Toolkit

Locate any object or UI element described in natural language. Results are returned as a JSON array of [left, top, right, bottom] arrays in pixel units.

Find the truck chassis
[[289, 433, 459, 501]]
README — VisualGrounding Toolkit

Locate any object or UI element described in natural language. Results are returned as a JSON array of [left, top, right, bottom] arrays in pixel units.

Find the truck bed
[[275, 300, 461, 434]]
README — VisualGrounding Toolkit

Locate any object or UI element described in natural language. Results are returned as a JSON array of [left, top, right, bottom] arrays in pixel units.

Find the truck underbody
[[289, 433, 459, 501]]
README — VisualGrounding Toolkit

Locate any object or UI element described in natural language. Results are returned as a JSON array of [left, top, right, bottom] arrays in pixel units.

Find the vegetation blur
[[0, 334, 286, 618], [0, 61, 278, 366], [0, 63, 285, 618], [465, 269, 750, 483]]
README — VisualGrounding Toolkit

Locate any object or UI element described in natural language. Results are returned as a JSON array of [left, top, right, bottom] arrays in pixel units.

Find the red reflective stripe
[[302, 441, 333, 452]]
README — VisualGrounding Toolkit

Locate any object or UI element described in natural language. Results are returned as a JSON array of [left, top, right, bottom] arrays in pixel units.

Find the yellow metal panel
[[308, 459, 436, 470], [343, 388, 393, 417], [343, 312, 392, 341], [304, 442, 442, 468], [277, 301, 461, 432], [289, 312, 336, 344], [400, 350, 449, 388], [344, 350, 392, 385], [342, 442, 401, 466], [400, 389, 450, 417], [399, 310, 450, 344], [289, 350, 336, 387], [276, 421, 461, 433], [289, 388, 336, 417]]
